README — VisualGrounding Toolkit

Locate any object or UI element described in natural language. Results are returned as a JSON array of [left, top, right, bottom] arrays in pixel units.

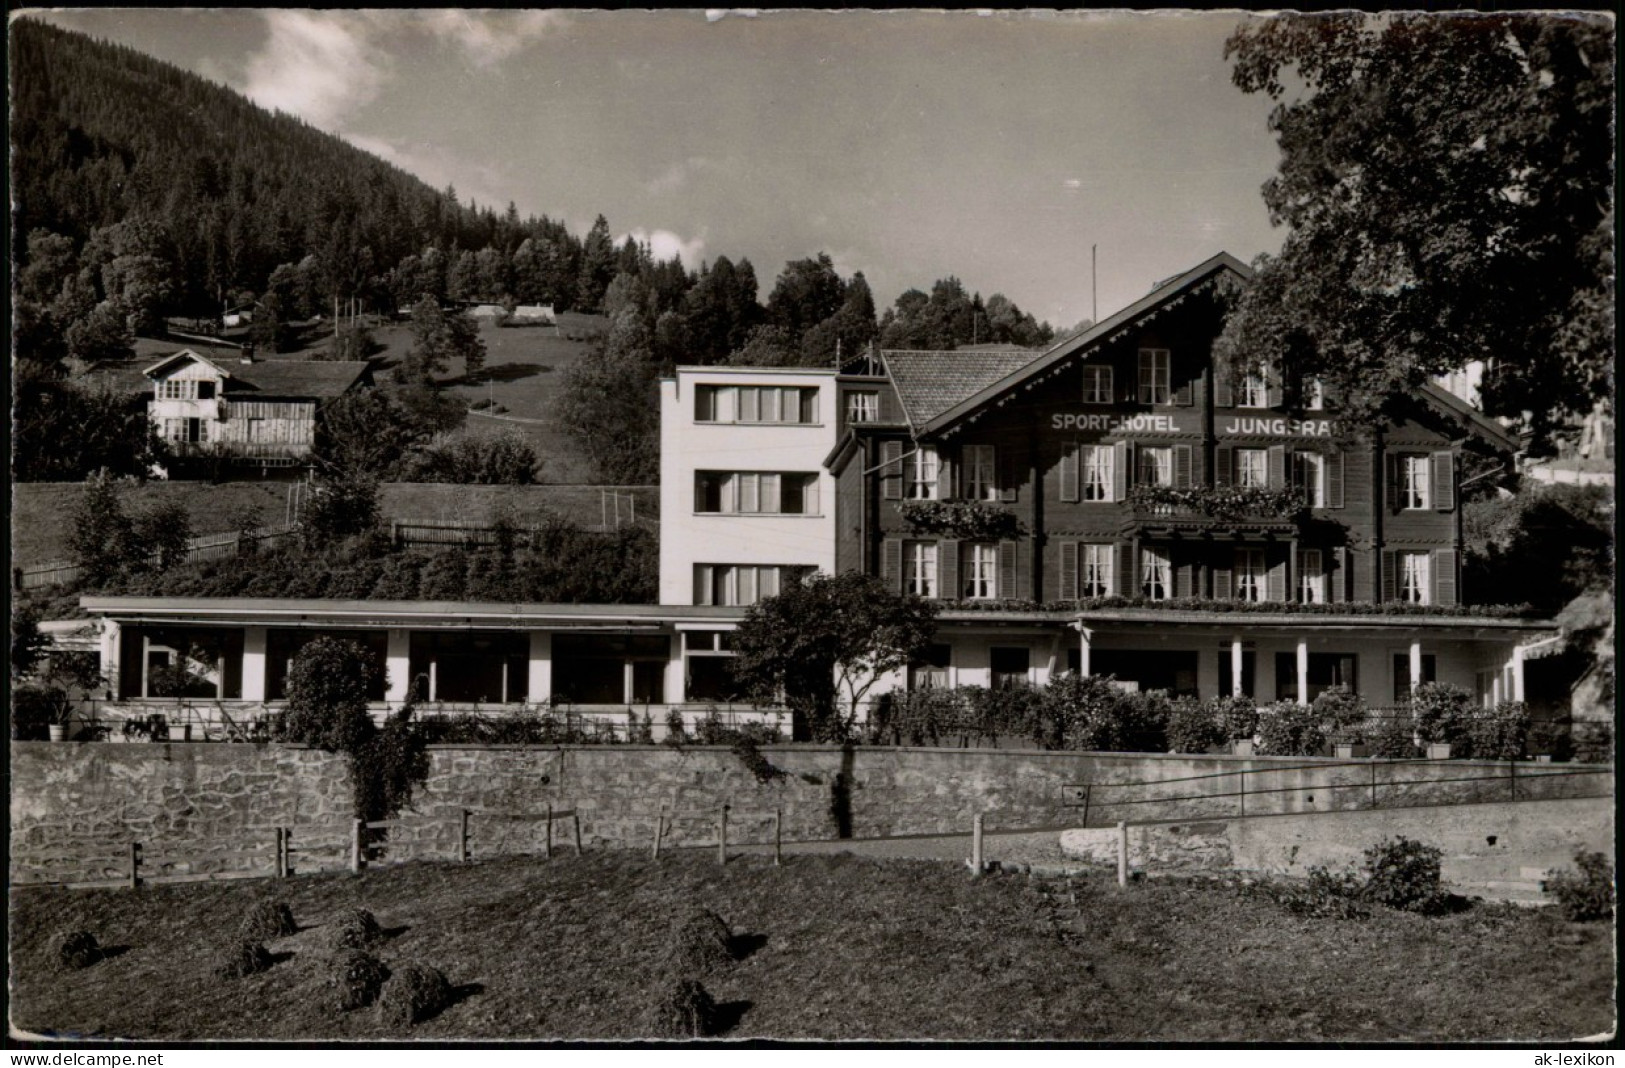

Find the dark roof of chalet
[[880, 348, 1045, 432], [140, 348, 370, 400], [954, 342, 1039, 352], [79, 362, 152, 398]]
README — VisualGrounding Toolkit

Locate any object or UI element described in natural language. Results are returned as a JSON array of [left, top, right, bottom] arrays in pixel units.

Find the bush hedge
[[377, 961, 451, 1028], [1542, 851, 1615, 922]]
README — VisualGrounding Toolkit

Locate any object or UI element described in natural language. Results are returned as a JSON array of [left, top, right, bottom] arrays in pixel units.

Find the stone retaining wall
[[10, 741, 1611, 886]]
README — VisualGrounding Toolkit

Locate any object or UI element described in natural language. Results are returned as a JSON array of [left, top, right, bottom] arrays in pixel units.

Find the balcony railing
[[1124, 484, 1307, 526], [169, 441, 311, 460]]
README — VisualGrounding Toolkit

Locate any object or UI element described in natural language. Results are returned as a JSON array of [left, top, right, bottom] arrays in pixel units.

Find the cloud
[[244, 11, 393, 130], [619, 228, 708, 269], [646, 157, 716, 196], [243, 10, 566, 131], [1063, 178, 1083, 190], [347, 133, 515, 211], [415, 10, 568, 67]]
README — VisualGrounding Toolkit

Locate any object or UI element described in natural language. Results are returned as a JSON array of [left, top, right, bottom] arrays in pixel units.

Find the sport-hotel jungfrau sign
[[1049, 412, 1336, 436]]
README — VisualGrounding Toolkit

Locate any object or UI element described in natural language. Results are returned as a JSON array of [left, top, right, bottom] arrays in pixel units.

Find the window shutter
[[1265, 364, 1283, 408], [1112, 441, 1128, 500], [882, 441, 903, 500], [937, 443, 956, 500], [998, 540, 1018, 600], [1213, 557, 1233, 600], [998, 447, 1018, 503], [1267, 445, 1287, 490], [1266, 550, 1287, 602], [1381, 550, 1397, 603], [1384, 453, 1399, 513], [1328, 547, 1347, 603], [1059, 541, 1079, 600], [1174, 444, 1193, 489], [1015, 538, 1032, 601], [939, 540, 959, 600], [1119, 358, 1136, 404], [1433, 548, 1458, 606], [1116, 541, 1135, 597], [1215, 446, 1233, 488], [1059, 442, 1080, 503], [1173, 372, 1193, 407], [1174, 558, 1194, 599], [882, 538, 903, 593], [1214, 365, 1234, 408], [1432, 451, 1455, 511], [1327, 451, 1345, 509], [878, 387, 901, 424]]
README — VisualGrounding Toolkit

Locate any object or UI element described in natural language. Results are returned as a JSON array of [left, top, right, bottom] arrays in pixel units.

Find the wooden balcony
[[1122, 485, 1306, 536]]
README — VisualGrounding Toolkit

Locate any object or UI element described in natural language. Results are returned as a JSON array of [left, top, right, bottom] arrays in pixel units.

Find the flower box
[[1426, 742, 1452, 760], [1335, 743, 1370, 759]]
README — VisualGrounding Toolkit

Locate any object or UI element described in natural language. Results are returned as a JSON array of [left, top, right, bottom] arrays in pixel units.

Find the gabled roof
[[230, 360, 371, 400], [881, 348, 1046, 433], [142, 348, 235, 380], [918, 251, 1251, 436], [1416, 382, 1521, 456]]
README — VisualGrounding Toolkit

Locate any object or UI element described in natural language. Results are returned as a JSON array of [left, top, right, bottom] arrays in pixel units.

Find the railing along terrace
[[1124, 484, 1307, 522]]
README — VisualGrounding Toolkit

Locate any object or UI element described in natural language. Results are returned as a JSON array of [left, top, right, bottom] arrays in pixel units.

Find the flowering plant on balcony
[[1125, 483, 1308, 521], [897, 500, 1024, 540]]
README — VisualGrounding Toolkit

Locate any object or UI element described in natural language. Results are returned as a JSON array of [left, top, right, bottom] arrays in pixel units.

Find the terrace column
[[1491, 672, 1503, 706], [241, 626, 268, 702], [1076, 625, 1092, 677], [1296, 641, 1309, 706], [1230, 639, 1244, 697], [1511, 647, 1526, 702], [385, 629, 411, 706], [1409, 641, 1423, 696], [529, 631, 553, 705], [98, 620, 120, 700]]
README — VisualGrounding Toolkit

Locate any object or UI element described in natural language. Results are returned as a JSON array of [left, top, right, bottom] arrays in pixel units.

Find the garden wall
[[10, 741, 1611, 886]]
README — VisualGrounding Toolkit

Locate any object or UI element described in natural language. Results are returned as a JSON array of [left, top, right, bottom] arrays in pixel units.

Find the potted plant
[[1314, 687, 1370, 759], [1332, 726, 1369, 760], [1410, 682, 1472, 760], [1211, 695, 1259, 756]]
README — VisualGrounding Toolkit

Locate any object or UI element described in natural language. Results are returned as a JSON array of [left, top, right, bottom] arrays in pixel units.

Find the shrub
[[1542, 851, 1615, 922], [1362, 837, 1449, 915], [1312, 686, 1367, 737], [1465, 701, 1531, 761], [1165, 696, 1224, 754], [239, 899, 297, 941], [1047, 674, 1167, 753], [666, 909, 735, 978], [1409, 682, 1474, 746], [663, 708, 688, 745], [1261, 866, 1369, 920], [651, 978, 720, 1038], [323, 908, 383, 954], [695, 707, 728, 745], [1211, 694, 1259, 743], [328, 950, 390, 1011], [213, 939, 272, 979], [1255, 700, 1326, 756], [886, 687, 968, 746], [964, 684, 1046, 745], [1365, 713, 1417, 759], [377, 961, 451, 1028], [51, 929, 101, 970]]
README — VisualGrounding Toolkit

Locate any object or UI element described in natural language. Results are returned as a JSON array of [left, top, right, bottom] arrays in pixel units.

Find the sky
[[28, 9, 1288, 330]]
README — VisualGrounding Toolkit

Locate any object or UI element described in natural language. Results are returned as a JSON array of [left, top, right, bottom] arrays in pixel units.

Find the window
[[1303, 377, 1325, 411], [196, 380, 216, 400], [1298, 549, 1325, 604], [1401, 455, 1431, 509], [963, 444, 997, 501], [1236, 448, 1269, 489], [1238, 367, 1269, 408], [904, 541, 938, 598], [963, 543, 998, 599], [1081, 365, 1114, 404], [846, 390, 878, 423], [1137, 446, 1174, 487], [694, 472, 819, 514], [157, 380, 193, 401], [553, 634, 670, 705], [909, 644, 952, 690], [990, 646, 1032, 691], [1392, 653, 1438, 702], [693, 564, 794, 606], [1292, 451, 1326, 506], [693, 384, 818, 424], [1398, 551, 1431, 604], [1137, 349, 1171, 405], [1082, 543, 1115, 598], [906, 446, 940, 500], [686, 631, 739, 703], [1276, 652, 1359, 703], [1235, 548, 1266, 603], [1082, 445, 1114, 501], [1140, 547, 1172, 601], [1218, 648, 1257, 699]]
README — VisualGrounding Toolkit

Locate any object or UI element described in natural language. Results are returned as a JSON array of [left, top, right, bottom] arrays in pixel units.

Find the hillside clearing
[[8, 851, 1613, 1042]]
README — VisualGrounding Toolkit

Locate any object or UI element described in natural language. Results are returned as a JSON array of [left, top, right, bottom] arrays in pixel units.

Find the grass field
[[8, 851, 1613, 1042], [11, 482, 658, 568]]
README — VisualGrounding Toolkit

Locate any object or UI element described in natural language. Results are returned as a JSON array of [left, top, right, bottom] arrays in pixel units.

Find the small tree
[[729, 571, 939, 742], [67, 470, 136, 584], [299, 471, 382, 547], [134, 500, 193, 572], [279, 638, 379, 753]]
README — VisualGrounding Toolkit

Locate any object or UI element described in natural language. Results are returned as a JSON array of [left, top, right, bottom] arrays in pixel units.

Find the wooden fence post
[[351, 819, 365, 874], [1117, 820, 1129, 888], [773, 809, 783, 867], [652, 804, 665, 860], [572, 813, 583, 856], [1239, 770, 1247, 817], [275, 827, 287, 879], [718, 804, 728, 866], [460, 809, 471, 863], [971, 812, 984, 878], [1508, 759, 1516, 802], [545, 803, 553, 859], [129, 842, 141, 890]]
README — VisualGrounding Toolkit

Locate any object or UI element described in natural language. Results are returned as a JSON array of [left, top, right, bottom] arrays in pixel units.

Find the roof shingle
[[880, 349, 1044, 431]]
